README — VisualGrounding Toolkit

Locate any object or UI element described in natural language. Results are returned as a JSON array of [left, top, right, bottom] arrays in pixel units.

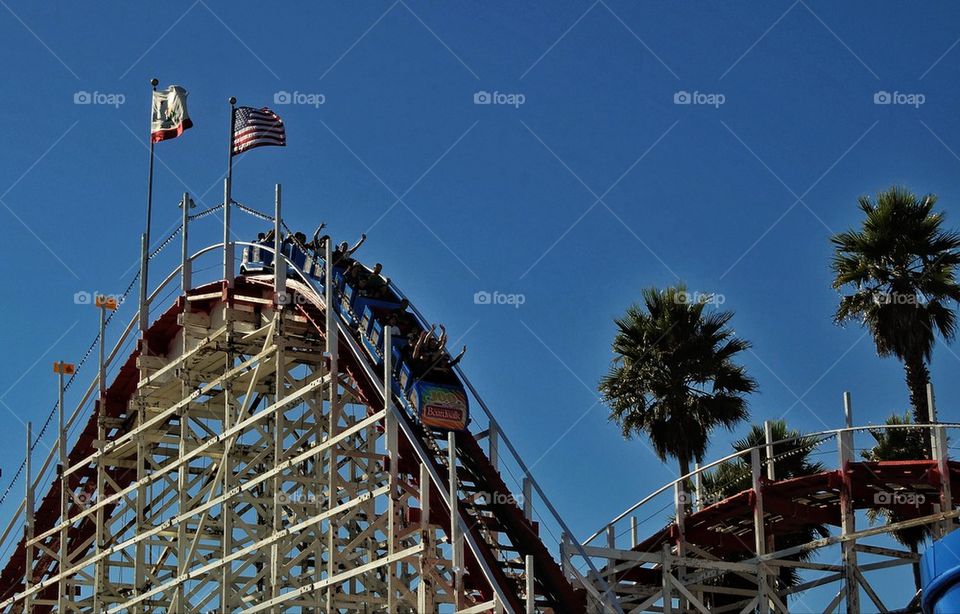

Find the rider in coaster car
[[355, 263, 390, 299], [410, 324, 467, 377], [332, 234, 366, 268]]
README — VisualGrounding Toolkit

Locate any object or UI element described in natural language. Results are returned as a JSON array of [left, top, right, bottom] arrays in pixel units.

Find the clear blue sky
[[1, 1, 959, 609]]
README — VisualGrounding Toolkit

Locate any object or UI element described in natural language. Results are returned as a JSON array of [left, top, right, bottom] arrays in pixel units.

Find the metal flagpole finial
[[150, 78, 159, 88], [229, 96, 237, 105]]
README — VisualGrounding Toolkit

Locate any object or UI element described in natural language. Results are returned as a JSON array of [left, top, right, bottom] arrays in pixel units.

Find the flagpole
[[140, 77, 158, 343], [224, 97, 237, 286]]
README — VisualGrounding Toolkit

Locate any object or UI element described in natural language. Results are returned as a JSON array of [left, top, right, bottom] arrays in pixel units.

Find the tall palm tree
[[598, 285, 757, 477], [862, 412, 931, 593], [700, 421, 829, 605], [831, 186, 960, 428]]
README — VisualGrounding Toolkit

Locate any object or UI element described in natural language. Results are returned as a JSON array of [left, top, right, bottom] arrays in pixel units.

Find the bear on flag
[[151, 85, 193, 143]]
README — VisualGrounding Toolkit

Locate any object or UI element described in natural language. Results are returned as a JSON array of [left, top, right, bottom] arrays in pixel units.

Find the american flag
[[232, 106, 286, 155]]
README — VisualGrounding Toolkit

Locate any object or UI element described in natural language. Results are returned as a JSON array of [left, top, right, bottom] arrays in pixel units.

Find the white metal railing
[[580, 421, 959, 553]]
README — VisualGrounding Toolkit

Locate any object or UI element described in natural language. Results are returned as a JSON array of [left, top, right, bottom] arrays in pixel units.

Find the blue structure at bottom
[[921, 530, 960, 613]]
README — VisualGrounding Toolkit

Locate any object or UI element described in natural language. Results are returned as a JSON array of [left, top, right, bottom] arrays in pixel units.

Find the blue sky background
[[1, 1, 959, 609]]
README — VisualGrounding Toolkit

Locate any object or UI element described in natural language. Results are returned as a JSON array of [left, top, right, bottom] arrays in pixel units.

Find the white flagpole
[[139, 77, 158, 343], [224, 97, 236, 286]]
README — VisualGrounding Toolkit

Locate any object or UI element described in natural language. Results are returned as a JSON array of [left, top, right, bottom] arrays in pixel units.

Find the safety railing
[[574, 420, 959, 592]]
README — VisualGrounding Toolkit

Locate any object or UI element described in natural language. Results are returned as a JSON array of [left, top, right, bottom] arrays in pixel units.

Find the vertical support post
[[928, 383, 953, 536], [273, 185, 285, 301], [673, 480, 688, 613], [488, 424, 498, 471], [138, 232, 149, 342], [525, 554, 536, 613], [693, 462, 703, 513], [631, 515, 639, 549], [661, 543, 673, 614], [180, 192, 192, 292], [57, 366, 69, 614], [385, 325, 398, 611], [24, 422, 33, 614], [223, 177, 234, 286], [175, 304, 190, 610], [560, 532, 572, 580], [751, 447, 770, 614], [449, 431, 463, 610], [764, 420, 776, 481], [418, 462, 433, 613], [523, 477, 533, 521], [219, 315, 235, 612], [270, 327, 284, 600], [324, 237, 339, 613], [840, 391, 859, 614], [93, 304, 107, 612]]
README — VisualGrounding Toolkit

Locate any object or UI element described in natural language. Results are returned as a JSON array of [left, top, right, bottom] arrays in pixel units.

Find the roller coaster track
[[0, 197, 954, 612], [0, 209, 619, 613], [573, 424, 960, 612]]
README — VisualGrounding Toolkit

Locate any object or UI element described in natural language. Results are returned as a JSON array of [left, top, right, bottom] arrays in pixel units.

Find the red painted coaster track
[[0, 277, 583, 612], [596, 457, 958, 596]]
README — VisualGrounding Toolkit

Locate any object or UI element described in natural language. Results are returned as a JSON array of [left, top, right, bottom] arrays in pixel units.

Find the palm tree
[[831, 186, 960, 429], [700, 420, 829, 605], [862, 412, 931, 593], [598, 285, 757, 478]]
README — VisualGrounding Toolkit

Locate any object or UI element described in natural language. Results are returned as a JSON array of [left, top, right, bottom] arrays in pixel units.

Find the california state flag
[[151, 85, 193, 143]]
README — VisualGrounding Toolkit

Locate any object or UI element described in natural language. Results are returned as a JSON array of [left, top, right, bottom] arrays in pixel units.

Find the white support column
[[928, 383, 953, 536], [138, 232, 149, 340], [631, 515, 639, 549], [385, 325, 398, 611], [840, 391, 859, 614], [93, 305, 107, 613], [693, 463, 702, 513], [180, 192, 192, 292], [751, 447, 770, 614], [223, 177, 234, 286], [57, 366, 69, 614], [661, 543, 673, 614], [418, 462, 433, 613], [270, 331, 284, 599], [449, 431, 463, 610], [324, 238, 339, 612], [24, 422, 33, 614], [175, 317, 190, 610], [674, 481, 688, 613], [273, 185, 285, 302], [560, 532, 572, 581], [525, 554, 535, 613], [764, 420, 776, 481]]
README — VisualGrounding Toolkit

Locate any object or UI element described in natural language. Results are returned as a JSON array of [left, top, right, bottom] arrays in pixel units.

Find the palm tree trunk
[[904, 353, 931, 424]]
